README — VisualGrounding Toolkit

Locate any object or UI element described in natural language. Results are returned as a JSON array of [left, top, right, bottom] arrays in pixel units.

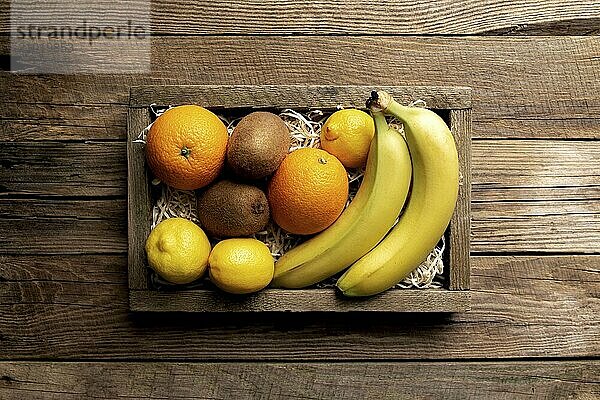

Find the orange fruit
[[146, 105, 228, 190], [268, 148, 349, 235]]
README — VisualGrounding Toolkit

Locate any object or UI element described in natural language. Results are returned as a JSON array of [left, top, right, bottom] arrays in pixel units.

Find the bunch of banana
[[271, 109, 412, 288], [336, 91, 459, 296]]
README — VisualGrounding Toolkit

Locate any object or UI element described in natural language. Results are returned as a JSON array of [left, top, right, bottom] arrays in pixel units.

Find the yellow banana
[[271, 110, 412, 288], [337, 91, 459, 296]]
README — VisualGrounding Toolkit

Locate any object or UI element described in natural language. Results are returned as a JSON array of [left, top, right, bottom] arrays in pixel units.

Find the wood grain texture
[[472, 140, 600, 202], [0, 361, 598, 399], [2, 0, 600, 35], [127, 108, 151, 290], [0, 199, 126, 254], [0, 255, 597, 359], [473, 199, 600, 253], [130, 85, 472, 109], [2, 139, 597, 253], [0, 141, 126, 197], [2, 36, 599, 139], [130, 289, 471, 313], [5, 104, 600, 142], [0, 103, 126, 141], [471, 139, 600, 253], [485, 17, 600, 35], [449, 110, 471, 290], [476, 117, 600, 140], [0, 254, 126, 283]]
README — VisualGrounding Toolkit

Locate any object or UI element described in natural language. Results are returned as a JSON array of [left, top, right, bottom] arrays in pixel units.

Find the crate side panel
[[130, 85, 472, 110], [449, 109, 472, 290], [127, 108, 152, 290], [130, 289, 471, 313]]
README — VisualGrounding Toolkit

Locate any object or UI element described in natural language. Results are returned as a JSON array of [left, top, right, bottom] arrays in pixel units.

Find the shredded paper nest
[[135, 104, 445, 290]]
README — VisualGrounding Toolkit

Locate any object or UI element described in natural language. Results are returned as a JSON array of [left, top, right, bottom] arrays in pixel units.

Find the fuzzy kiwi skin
[[197, 180, 270, 238], [227, 111, 291, 180]]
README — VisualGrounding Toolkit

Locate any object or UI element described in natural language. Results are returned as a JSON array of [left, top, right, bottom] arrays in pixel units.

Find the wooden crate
[[127, 85, 472, 312]]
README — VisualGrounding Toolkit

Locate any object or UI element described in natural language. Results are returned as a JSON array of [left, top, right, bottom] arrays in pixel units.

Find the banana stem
[[368, 90, 412, 123], [371, 110, 389, 134]]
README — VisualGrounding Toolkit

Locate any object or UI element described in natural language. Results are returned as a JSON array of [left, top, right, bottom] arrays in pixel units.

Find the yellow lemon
[[320, 109, 375, 168], [208, 238, 274, 294], [145, 217, 211, 284]]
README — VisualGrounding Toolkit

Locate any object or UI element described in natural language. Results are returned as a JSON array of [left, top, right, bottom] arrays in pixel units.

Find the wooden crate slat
[[130, 288, 471, 313], [449, 109, 472, 290], [129, 85, 472, 110], [127, 108, 152, 290]]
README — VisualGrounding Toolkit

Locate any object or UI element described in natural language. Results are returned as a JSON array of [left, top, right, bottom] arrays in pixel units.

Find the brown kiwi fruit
[[197, 180, 269, 238], [227, 111, 291, 179]]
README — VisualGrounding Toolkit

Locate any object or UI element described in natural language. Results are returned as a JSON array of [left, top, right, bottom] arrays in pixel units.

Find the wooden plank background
[[0, 1, 599, 397], [1, 361, 598, 399], [1, 0, 600, 35]]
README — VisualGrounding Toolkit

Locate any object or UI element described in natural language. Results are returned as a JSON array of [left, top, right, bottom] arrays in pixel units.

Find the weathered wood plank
[[0, 199, 126, 254], [0, 254, 126, 283], [1, 281, 124, 308], [473, 199, 600, 253], [1, 36, 599, 139], [473, 140, 600, 202], [130, 85, 472, 109], [0, 255, 597, 359], [449, 110, 471, 290], [130, 289, 471, 313], [0, 141, 126, 197], [0, 361, 598, 399], [476, 117, 600, 140], [470, 138, 600, 252], [127, 108, 151, 290], [0, 103, 126, 141], [2, 0, 600, 35], [472, 139, 600, 252]]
